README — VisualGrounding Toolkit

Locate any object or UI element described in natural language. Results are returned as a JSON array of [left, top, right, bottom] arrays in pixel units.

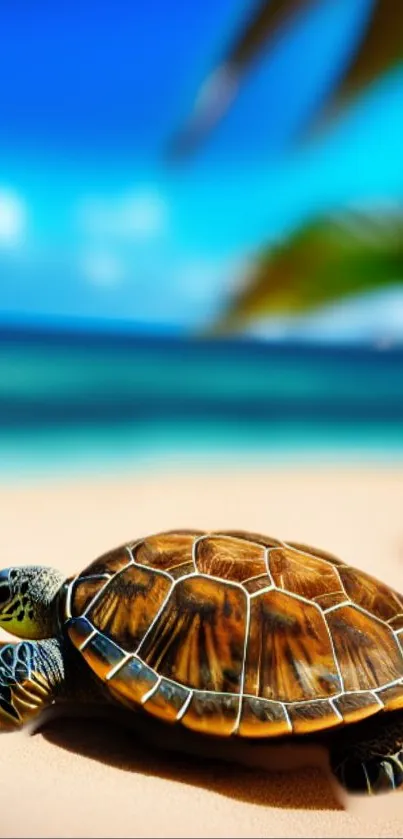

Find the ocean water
[[1, 322, 403, 477]]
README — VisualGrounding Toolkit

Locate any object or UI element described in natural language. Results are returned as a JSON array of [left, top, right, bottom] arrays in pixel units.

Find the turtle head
[[0, 566, 65, 639]]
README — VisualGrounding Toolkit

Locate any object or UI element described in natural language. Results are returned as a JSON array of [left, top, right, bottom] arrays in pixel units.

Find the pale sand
[[1, 463, 403, 838]]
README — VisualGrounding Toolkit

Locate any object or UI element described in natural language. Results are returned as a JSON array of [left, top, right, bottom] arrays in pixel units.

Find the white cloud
[[80, 251, 126, 287], [122, 191, 167, 237], [176, 259, 222, 302], [79, 189, 168, 241], [0, 189, 26, 246]]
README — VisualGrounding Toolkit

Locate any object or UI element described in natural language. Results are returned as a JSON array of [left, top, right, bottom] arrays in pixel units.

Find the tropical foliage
[[214, 209, 403, 332], [171, 0, 403, 157]]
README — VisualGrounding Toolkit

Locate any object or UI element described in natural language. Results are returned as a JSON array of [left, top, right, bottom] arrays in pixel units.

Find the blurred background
[[1, 0, 403, 477]]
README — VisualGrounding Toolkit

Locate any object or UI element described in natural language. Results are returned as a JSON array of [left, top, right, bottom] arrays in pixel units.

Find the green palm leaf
[[213, 210, 403, 333]]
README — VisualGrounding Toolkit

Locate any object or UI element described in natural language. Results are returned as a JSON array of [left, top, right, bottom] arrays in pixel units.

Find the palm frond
[[213, 209, 403, 333], [168, 0, 402, 160]]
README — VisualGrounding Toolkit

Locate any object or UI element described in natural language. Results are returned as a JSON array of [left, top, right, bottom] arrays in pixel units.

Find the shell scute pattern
[[87, 564, 171, 651], [390, 615, 403, 632], [326, 605, 403, 692], [133, 531, 202, 573], [78, 545, 132, 579], [69, 544, 132, 620], [244, 589, 341, 702], [66, 531, 403, 738], [213, 530, 283, 548], [338, 565, 403, 623], [285, 541, 346, 567], [333, 692, 381, 723], [195, 536, 267, 582], [143, 678, 191, 722], [268, 545, 344, 600], [182, 691, 240, 736], [107, 656, 158, 709], [139, 575, 247, 693], [288, 699, 341, 734], [238, 696, 289, 737], [82, 630, 125, 681]]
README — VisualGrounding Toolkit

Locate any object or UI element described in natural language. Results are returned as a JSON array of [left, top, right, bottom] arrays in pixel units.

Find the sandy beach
[[1, 462, 403, 838]]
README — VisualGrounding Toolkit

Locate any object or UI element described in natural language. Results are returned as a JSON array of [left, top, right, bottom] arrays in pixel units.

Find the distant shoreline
[[1, 314, 402, 477], [1, 312, 403, 356]]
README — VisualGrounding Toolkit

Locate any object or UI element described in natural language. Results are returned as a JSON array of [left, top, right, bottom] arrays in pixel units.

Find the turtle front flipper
[[0, 639, 64, 730], [330, 710, 403, 794]]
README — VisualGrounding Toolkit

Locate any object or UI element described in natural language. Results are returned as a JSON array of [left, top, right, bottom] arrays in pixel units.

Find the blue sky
[[1, 0, 402, 332]]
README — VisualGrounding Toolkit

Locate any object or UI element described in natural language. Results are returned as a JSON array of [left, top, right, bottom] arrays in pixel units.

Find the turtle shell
[[63, 530, 403, 738]]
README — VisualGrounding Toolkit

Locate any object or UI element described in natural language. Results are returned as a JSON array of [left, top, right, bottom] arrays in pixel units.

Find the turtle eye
[[0, 584, 11, 605]]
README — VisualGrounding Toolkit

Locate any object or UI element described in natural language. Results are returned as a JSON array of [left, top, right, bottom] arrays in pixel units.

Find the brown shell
[[64, 530, 403, 738]]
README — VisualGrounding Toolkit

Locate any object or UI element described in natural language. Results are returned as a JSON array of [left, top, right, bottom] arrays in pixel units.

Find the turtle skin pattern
[[64, 531, 403, 738]]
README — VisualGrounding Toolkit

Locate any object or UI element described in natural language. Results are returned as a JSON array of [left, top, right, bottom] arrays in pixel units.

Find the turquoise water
[[1, 322, 403, 477]]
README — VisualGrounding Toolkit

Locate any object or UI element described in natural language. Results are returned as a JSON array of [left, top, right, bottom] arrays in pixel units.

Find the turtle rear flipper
[[0, 639, 64, 730], [330, 710, 403, 794]]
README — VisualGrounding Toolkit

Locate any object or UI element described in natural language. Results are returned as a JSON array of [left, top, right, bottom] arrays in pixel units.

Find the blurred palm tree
[[168, 0, 403, 335], [212, 209, 403, 333], [169, 0, 402, 158]]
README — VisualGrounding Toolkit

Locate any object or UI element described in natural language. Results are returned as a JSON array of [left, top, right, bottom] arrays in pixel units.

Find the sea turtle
[[1, 529, 403, 795]]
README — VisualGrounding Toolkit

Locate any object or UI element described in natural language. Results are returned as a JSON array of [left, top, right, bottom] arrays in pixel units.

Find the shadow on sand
[[38, 704, 342, 812]]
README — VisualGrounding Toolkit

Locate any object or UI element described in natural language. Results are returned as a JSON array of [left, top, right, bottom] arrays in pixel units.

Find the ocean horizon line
[[1, 310, 403, 356]]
